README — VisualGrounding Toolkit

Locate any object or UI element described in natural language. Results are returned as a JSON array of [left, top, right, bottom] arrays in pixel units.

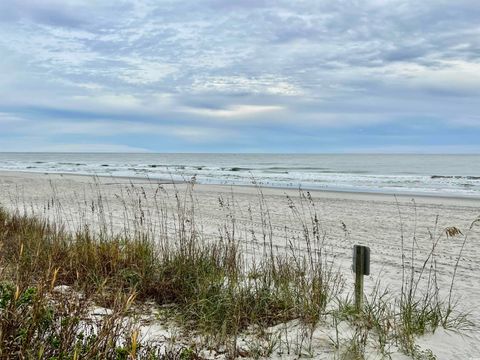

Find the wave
[[224, 167, 253, 172], [58, 162, 86, 166], [431, 175, 480, 180]]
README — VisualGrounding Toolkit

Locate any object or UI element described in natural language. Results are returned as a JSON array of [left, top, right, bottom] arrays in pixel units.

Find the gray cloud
[[0, 0, 93, 27], [0, 0, 479, 151]]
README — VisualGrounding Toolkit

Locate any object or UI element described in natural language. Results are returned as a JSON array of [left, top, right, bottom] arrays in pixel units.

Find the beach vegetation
[[0, 181, 474, 358]]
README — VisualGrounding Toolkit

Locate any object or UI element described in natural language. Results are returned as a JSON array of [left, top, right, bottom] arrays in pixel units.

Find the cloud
[[181, 104, 284, 118], [0, 0, 479, 152], [447, 116, 480, 128], [27, 143, 151, 153], [187, 75, 304, 96], [0, 112, 24, 124], [70, 94, 143, 111], [0, 0, 89, 28], [0, 136, 151, 153], [118, 59, 178, 85], [1, 114, 236, 144]]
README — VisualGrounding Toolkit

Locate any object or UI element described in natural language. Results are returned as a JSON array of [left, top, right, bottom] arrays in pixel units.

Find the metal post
[[353, 245, 370, 313]]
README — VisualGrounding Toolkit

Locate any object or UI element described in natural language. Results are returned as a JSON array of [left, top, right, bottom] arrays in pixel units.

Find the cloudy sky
[[0, 0, 479, 153]]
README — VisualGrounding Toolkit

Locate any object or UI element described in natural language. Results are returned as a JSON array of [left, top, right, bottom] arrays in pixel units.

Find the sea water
[[0, 153, 479, 198]]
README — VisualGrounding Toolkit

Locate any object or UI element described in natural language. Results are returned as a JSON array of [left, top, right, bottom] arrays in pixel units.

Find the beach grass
[[0, 180, 475, 359]]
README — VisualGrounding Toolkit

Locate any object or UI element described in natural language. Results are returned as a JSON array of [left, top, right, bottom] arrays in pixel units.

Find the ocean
[[0, 153, 479, 198]]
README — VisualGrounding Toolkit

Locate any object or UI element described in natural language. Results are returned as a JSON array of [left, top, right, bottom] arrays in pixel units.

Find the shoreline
[[1, 169, 479, 205]]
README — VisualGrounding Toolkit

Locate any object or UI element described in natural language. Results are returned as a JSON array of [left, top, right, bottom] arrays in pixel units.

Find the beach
[[0, 170, 479, 358]]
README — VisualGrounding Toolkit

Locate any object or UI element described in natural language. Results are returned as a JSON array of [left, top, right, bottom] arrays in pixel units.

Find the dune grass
[[0, 180, 476, 359]]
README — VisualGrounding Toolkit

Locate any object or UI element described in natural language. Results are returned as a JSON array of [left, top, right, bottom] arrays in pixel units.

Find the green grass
[[0, 200, 341, 357]]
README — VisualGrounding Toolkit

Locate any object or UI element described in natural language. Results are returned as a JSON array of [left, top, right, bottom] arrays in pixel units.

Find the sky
[[0, 0, 479, 153]]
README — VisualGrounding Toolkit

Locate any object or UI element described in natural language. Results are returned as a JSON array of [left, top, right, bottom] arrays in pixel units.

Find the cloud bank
[[0, 0, 479, 152]]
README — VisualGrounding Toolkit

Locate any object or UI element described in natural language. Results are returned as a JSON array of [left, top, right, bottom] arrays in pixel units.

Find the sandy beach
[[0, 170, 479, 358]]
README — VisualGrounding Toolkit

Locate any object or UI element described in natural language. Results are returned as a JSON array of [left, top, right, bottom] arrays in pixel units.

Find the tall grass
[[0, 181, 344, 358], [0, 178, 475, 358]]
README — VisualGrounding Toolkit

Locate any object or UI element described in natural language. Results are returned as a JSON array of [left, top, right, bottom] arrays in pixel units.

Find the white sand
[[0, 170, 479, 359]]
